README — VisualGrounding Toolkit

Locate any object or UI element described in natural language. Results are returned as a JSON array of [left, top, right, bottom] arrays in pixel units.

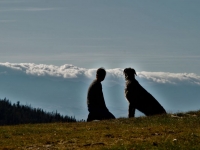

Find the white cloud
[[138, 71, 200, 85], [0, 62, 200, 85]]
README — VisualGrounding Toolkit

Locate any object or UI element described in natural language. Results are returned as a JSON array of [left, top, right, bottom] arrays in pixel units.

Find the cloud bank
[[1, 62, 200, 85]]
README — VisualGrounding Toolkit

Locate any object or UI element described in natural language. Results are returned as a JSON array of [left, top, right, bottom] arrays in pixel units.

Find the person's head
[[123, 68, 137, 80], [96, 67, 106, 82]]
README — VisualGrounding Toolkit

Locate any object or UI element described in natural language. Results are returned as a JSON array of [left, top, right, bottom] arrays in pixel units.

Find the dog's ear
[[134, 70, 137, 76]]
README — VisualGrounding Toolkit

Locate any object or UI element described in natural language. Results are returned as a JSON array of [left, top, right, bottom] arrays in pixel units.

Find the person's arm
[[99, 84, 108, 109]]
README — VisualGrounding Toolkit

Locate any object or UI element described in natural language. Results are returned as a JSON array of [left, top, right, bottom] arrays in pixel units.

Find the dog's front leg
[[128, 103, 135, 118]]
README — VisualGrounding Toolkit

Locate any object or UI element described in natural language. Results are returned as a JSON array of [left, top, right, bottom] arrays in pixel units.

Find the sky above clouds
[[0, 0, 200, 74]]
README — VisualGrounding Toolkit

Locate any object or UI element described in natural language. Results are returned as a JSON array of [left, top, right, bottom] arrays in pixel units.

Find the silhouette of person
[[123, 68, 166, 118], [87, 68, 115, 122]]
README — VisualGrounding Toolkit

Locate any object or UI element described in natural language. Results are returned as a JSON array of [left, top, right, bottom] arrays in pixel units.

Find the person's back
[[86, 68, 115, 121], [87, 79, 107, 110]]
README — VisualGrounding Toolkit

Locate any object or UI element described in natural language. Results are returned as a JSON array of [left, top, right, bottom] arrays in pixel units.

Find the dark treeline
[[0, 98, 77, 125]]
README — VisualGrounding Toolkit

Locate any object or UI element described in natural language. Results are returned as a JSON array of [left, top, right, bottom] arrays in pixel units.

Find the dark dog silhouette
[[124, 68, 166, 117]]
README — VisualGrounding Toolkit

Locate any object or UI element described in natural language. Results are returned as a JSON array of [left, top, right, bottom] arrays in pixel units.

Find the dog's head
[[123, 68, 137, 80]]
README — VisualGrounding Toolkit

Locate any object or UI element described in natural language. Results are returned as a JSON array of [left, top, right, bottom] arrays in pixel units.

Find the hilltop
[[0, 110, 200, 150]]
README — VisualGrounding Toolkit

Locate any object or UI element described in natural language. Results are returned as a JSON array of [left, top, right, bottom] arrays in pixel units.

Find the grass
[[0, 111, 200, 150]]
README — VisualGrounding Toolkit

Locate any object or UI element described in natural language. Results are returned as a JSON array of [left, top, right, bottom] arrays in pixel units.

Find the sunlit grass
[[0, 111, 200, 149]]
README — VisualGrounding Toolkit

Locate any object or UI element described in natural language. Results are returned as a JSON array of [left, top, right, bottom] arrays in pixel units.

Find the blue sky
[[1, 0, 200, 74]]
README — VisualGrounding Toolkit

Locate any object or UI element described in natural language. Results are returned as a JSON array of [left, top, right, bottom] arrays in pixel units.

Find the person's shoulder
[[88, 80, 101, 92], [91, 79, 98, 84], [90, 79, 100, 86]]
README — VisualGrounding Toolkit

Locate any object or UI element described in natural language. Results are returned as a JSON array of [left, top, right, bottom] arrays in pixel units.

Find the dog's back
[[125, 79, 166, 116]]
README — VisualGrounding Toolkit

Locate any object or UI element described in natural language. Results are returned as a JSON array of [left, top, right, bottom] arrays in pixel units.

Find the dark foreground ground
[[0, 111, 200, 150]]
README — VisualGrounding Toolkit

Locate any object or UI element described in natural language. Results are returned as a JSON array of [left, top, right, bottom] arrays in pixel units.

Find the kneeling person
[[87, 68, 115, 122]]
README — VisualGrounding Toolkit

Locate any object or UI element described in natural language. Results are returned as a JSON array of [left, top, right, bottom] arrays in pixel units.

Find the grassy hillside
[[0, 111, 200, 150]]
